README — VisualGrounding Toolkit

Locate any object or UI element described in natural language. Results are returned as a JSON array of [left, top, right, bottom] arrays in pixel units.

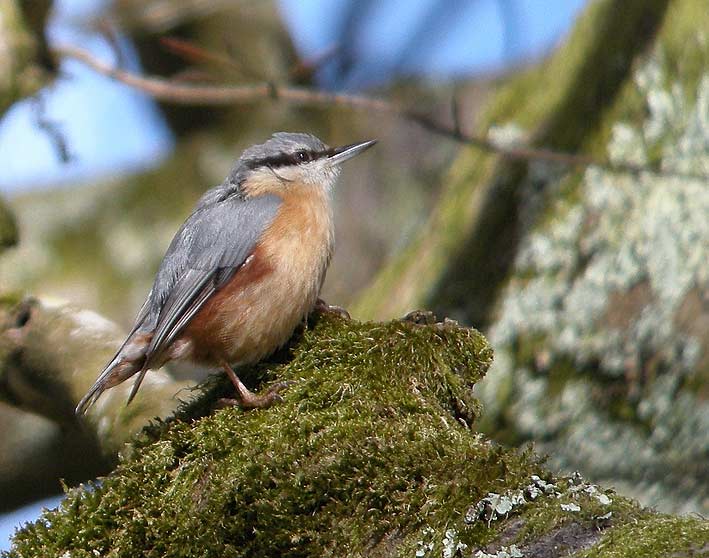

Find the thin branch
[[161, 36, 246, 76], [53, 44, 393, 109], [52, 44, 708, 182], [31, 94, 73, 164]]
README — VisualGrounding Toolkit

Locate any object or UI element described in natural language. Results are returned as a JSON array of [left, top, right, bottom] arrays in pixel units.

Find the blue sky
[[0, 0, 588, 550], [0, 496, 63, 551], [281, 0, 588, 84]]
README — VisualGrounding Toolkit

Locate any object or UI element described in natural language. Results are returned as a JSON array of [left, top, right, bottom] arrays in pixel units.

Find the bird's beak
[[327, 139, 377, 166]]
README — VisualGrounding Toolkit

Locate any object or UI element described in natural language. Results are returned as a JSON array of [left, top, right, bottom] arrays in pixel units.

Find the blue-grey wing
[[77, 190, 282, 414], [141, 192, 281, 370]]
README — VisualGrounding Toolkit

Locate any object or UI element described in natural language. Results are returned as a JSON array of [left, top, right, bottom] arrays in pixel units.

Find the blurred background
[[1, 0, 708, 550]]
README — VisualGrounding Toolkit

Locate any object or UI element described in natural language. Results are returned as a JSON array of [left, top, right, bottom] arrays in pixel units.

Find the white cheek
[[276, 166, 300, 182], [312, 162, 340, 190]]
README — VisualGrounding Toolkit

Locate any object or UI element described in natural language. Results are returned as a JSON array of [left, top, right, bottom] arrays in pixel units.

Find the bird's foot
[[219, 363, 289, 410], [315, 298, 351, 320]]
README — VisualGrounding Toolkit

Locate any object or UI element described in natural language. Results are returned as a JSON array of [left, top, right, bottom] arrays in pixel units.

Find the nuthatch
[[76, 132, 376, 414]]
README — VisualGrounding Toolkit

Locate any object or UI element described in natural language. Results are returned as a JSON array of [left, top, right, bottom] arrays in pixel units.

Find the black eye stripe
[[247, 149, 324, 170]]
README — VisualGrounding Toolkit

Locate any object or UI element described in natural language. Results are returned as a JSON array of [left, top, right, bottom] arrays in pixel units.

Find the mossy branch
[[5, 309, 708, 557]]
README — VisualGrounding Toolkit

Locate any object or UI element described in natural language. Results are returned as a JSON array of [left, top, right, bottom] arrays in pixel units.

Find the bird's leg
[[218, 362, 288, 410], [315, 298, 350, 320]]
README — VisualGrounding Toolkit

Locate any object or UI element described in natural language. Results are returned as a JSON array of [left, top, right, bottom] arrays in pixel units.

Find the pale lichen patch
[[482, 48, 709, 513]]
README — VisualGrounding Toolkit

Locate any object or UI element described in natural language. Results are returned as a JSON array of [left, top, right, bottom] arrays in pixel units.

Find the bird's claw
[[315, 298, 351, 320], [217, 378, 291, 411]]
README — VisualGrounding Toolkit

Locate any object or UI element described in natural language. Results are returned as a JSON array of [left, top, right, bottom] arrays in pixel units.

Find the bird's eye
[[296, 150, 309, 163]]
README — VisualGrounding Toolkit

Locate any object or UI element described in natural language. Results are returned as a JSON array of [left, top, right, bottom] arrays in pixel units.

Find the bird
[[76, 132, 376, 415]]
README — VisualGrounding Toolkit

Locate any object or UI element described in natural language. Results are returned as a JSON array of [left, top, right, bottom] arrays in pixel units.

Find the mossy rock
[[6, 313, 707, 557]]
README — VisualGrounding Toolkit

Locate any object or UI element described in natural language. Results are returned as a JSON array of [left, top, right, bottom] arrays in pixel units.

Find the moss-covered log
[[5, 312, 708, 557]]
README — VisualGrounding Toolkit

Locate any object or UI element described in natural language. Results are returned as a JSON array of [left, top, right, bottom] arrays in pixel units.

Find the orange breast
[[178, 184, 334, 367], [181, 245, 273, 363]]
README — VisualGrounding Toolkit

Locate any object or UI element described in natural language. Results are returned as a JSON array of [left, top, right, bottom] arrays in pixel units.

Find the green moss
[[7, 314, 542, 557], [579, 515, 709, 558], [515, 481, 646, 545], [5, 313, 707, 556]]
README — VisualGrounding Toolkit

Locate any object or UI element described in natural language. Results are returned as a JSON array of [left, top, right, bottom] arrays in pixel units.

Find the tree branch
[[0, 296, 194, 457]]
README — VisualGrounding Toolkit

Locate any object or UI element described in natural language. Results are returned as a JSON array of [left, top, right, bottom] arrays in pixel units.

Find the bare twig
[[52, 44, 708, 182], [31, 94, 73, 164], [161, 36, 241, 72], [53, 44, 392, 109], [93, 18, 126, 69]]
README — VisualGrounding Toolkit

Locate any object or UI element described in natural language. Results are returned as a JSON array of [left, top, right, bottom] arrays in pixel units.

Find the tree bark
[[354, 0, 671, 324], [354, 0, 709, 515]]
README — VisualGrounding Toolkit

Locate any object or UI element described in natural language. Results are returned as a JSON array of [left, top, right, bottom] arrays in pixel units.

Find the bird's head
[[231, 132, 376, 197]]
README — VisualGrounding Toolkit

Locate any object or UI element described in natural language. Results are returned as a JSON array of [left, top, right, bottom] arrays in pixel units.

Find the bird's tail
[[75, 334, 149, 415]]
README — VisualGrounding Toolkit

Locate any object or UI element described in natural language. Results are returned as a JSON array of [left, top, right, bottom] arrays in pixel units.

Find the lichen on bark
[[478, 1, 709, 514]]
